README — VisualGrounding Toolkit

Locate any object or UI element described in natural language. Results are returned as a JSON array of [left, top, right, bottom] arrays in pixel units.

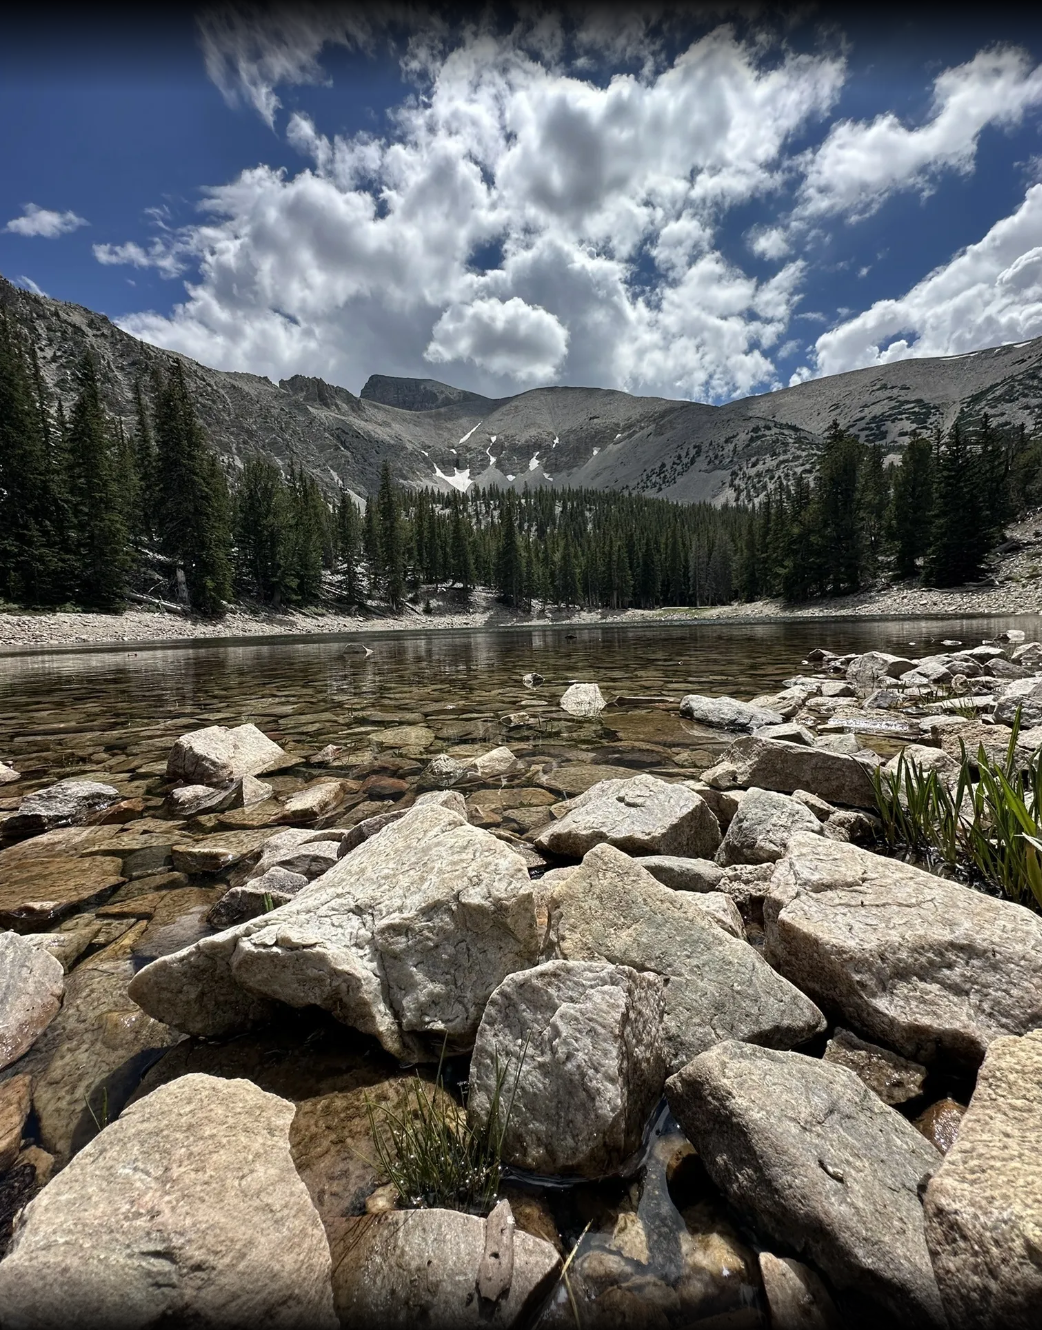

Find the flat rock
[[716, 788, 823, 866], [170, 828, 276, 874], [547, 845, 824, 1073], [0, 932, 65, 1071], [705, 736, 877, 807], [883, 744, 960, 781], [0, 958, 181, 1166], [279, 780, 349, 821], [129, 805, 542, 1059], [679, 694, 784, 730], [924, 1029, 1042, 1329], [666, 1041, 945, 1327], [166, 721, 287, 786], [535, 774, 721, 860], [331, 1205, 561, 1329], [0, 854, 126, 932], [560, 683, 606, 717], [0, 1074, 336, 1329], [2, 779, 120, 839], [371, 724, 435, 750], [207, 870, 309, 929], [638, 854, 725, 892], [0, 762, 21, 784], [0, 1073, 31, 1171], [823, 1028, 926, 1106], [535, 762, 639, 796], [469, 959, 665, 1176], [754, 722, 816, 746], [765, 833, 1042, 1064], [21, 917, 103, 971]]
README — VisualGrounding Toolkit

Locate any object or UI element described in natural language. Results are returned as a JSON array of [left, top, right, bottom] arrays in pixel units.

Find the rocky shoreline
[[2, 634, 1042, 1326]]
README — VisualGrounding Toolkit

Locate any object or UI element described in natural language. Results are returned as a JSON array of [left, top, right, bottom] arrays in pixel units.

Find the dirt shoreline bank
[[1, 578, 1041, 655]]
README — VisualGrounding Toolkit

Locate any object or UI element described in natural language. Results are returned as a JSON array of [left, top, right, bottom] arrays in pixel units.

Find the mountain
[[4, 273, 1042, 504]]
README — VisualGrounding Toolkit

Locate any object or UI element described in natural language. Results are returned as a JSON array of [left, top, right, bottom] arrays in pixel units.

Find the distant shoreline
[[1, 579, 1040, 656]]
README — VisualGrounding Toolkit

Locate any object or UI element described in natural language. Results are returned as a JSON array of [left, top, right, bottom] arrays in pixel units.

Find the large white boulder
[[129, 805, 543, 1059], [715, 788, 823, 866], [765, 833, 1042, 1064], [0, 1074, 336, 1328], [703, 737, 877, 808], [469, 959, 665, 1177], [535, 773, 721, 859], [559, 683, 606, 717], [679, 694, 783, 730], [166, 722, 287, 787]]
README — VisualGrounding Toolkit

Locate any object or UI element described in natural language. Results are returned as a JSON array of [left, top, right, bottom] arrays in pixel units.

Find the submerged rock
[[765, 833, 1042, 1064], [666, 1041, 945, 1327], [0, 931, 64, 1071], [547, 845, 824, 1073], [469, 959, 665, 1177], [3, 779, 121, 840], [331, 1204, 561, 1329], [535, 773, 721, 860], [0, 854, 125, 932], [166, 722, 287, 786], [129, 805, 542, 1059], [924, 1030, 1042, 1329], [679, 694, 783, 730], [0, 1073, 337, 1329]]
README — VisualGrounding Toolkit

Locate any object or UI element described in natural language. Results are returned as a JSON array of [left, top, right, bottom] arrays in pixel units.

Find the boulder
[[168, 775, 273, 817], [883, 744, 960, 781], [535, 774, 721, 860], [715, 788, 823, 867], [0, 1074, 336, 1329], [207, 869, 309, 929], [846, 652, 915, 695], [129, 805, 543, 1059], [749, 687, 814, 720], [0, 762, 19, 785], [666, 1042, 945, 1327], [469, 747, 522, 779], [682, 892, 745, 938], [559, 682, 606, 717], [758, 1252, 841, 1330], [331, 1204, 561, 1329], [823, 1028, 926, 1106], [279, 780, 348, 821], [0, 1074, 31, 1171], [924, 1030, 1042, 1329], [1011, 642, 1042, 669], [718, 863, 777, 920], [371, 723, 435, 750], [765, 833, 1042, 1064], [993, 677, 1042, 728], [679, 694, 783, 730], [547, 845, 824, 1073], [703, 737, 876, 808], [166, 722, 287, 786], [3, 780, 120, 839], [754, 722, 816, 746], [0, 931, 64, 1071], [468, 959, 665, 1176], [638, 854, 725, 893], [424, 753, 467, 786]]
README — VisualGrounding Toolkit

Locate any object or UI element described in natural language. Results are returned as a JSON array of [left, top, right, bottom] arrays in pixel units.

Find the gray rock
[[469, 959, 665, 1176], [331, 1204, 561, 1329], [883, 744, 960, 781], [469, 747, 522, 778], [0, 762, 20, 785], [823, 1028, 927, 1106], [813, 732, 864, 756], [129, 805, 542, 1059], [749, 687, 815, 720], [685, 892, 745, 938], [0, 1073, 31, 1171], [638, 854, 725, 893], [3, 779, 120, 838], [666, 1041, 945, 1327], [0, 931, 64, 1071], [547, 845, 824, 1073], [1011, 642, 1042, 669], [0, 1074, 336, 1329], [846, 652, 915, 695], [679, 694, 784, 730], [534, 773, 721, 860], [207, 869, 309, 929], [765, 832, 1042, 1064], [791, 790, 834, 821], [754, 722, 816, 745], [424, 752, 467, 786], [281, 780, 348, 821], [559, 682, 606, 717], [682, 781, 743, 830], [415, 788, 469, 817], [758, 1252, 841, 1330], [168, 774, 274, 817], [166, 722, 287, 786], [993, 677, 1042, 727], [820, 680, 855, 698], [719, 863, 777, 920], [704, 737, 876, 808], [715, 788, 823, 866], [924, 1029, 1042, 1330]]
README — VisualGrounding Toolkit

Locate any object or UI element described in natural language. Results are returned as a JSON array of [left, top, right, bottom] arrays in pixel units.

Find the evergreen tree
[[234, 456, 296, 605], [556, 533, 581, 607], [925, 427, 990, 587], [129, 380, 157, 542], [336, 491, 361, 602], [377, 462, 405, 609], [815, 425, 862, 595], [888, 436, 934, 578], [362, 494, 381, 598], [449, 494, 475, 597], [64, 353, 129, 610], [153, 362, 232, 615], [290, 465, 327, 604], [496, 497, 523, 606]]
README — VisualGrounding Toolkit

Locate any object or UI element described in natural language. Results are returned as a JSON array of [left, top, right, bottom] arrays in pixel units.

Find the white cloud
[[5, 204, 87, 238], [112, 19, 842, 401], [808, 183, 1042, 376], [93, 239, 188, 278], [796, 46, 1042, 223], [15, 276, 48, 297], [426, 296, 568, 380]]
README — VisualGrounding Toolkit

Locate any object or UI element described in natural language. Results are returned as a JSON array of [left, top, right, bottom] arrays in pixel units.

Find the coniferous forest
[[1, 310, 1041, 618]]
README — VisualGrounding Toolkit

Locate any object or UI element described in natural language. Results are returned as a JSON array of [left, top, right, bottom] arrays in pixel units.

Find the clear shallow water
[[2, 616, 1037, 780]]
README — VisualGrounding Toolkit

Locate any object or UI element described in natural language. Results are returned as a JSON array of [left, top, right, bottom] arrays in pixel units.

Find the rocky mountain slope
[[4, 273, 1042, 504]]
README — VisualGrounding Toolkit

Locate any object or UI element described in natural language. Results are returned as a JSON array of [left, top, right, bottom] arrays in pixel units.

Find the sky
[[3, 3, 1042, 405]]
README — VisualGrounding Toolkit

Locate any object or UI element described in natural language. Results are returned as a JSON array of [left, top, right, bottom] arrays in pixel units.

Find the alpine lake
[[1, 613, 1037, 1327]]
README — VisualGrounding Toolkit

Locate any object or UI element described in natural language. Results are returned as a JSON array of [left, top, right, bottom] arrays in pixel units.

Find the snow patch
[[486, 444, 497, 466], [489, 434, 497, 443], [592, 447, 600, 456], [458, 420, 483, 446], [615, 433, 622, 441], [506, 474, 516, 481], [433, 463, 473, 493], [529, 453, 541, 471]]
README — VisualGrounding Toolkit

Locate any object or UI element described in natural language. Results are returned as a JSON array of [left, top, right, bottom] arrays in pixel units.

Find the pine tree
[[888, 437, 934, 578], [449, 494, 475, 598], [64, 353, 129, 610], [336, 491, 361, 602], [377, 462, 405, 609], [816, 425, 862, 595], [290, 465, 327, 604], [556, 533, 581, 607], [925, 427, 990, 587], [234, 456, 296, 605], [129, 380, 157, 542], [496, 497, 523, 606], [153, 362, 232, 615]]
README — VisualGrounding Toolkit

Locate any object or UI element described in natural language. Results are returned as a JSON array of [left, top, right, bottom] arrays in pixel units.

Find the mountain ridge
[[3, 273, 1041, 504]]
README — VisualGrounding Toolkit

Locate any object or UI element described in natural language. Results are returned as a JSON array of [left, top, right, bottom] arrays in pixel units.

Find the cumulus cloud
[[111, 16, 841, 400], [795, 45, 1042, 224], [807, 183, 1042, 376], [93, 239, 189, 278], [5, 203, 87, 238]]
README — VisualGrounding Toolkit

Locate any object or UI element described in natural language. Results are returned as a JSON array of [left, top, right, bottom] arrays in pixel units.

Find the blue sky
[[4, 5, 1042, 404]]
